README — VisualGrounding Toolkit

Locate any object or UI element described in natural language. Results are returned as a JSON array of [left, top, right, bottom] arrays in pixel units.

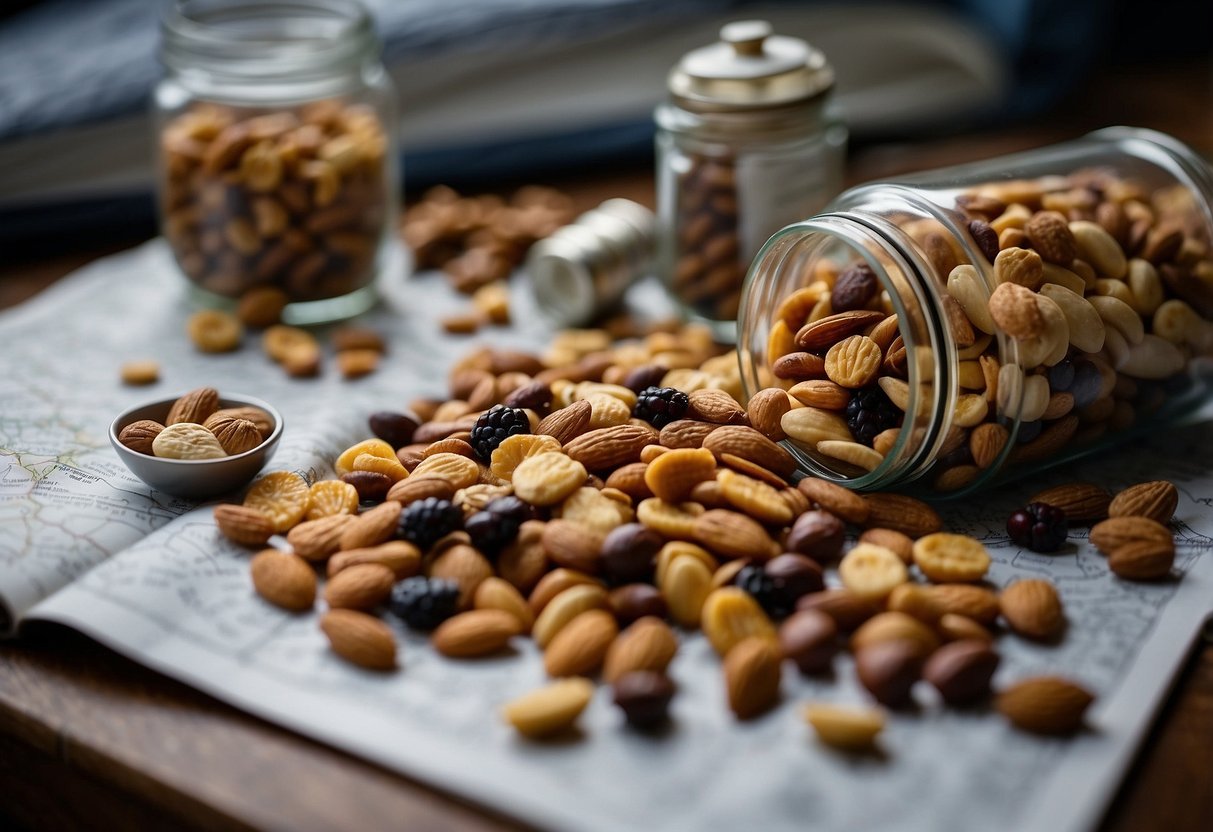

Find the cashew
[[1038, 283, 1105, 354], [1069, 220, 1128, 279], [1089, 295, 1144, 345], [1119, 334, 1186, 380], [947, 265, 995, 334], [1127, 258, 1164, 315]]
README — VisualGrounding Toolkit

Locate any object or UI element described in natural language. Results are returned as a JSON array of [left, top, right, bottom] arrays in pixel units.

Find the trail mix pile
[[764, 172, 1213, 491], [209, 325, 1185, 748]]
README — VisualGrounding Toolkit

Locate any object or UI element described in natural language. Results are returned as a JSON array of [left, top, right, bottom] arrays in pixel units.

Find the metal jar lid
[[668, 20, 834, 113], [526, 198, 656, 327]]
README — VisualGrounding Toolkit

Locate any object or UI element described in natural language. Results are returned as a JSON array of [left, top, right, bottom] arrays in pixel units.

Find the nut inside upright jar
[[160, 98, 389, 309]]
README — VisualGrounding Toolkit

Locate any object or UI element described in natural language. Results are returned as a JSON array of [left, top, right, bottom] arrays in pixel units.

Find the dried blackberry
[[734, 563, 787, 618], [465, 495, 533, 555], [469, 404, 530, 461], [844, 386, 899, 446], [388, 576, 460, 630], [1007, 502, 1068, 552], [396, 496, 463, 551], [632, 386, 689, 428]]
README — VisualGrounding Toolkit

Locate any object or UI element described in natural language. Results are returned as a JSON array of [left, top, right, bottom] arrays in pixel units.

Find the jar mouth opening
[[162, 0, 375, 78]]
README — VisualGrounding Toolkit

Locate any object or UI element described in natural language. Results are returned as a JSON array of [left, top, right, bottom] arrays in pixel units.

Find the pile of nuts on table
[[161, 100, 389, 302], [202, 322, 1184, 749], [763, 172, 1212, 490]]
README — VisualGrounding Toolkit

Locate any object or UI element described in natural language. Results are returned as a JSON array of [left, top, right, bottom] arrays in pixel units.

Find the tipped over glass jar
[[155, 0, 399, 323], [738, 127, 1213, 496]]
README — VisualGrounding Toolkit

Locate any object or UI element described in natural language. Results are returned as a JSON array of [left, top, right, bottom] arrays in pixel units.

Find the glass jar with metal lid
[[155, 0, 400, 324], [655, 19, 846, 340]]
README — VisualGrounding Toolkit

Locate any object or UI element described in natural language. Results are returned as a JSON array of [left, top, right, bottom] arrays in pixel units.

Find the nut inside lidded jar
[[155, 0, 399, 323], [655, 20, 846, 341], [738, 128, 1213, 496]]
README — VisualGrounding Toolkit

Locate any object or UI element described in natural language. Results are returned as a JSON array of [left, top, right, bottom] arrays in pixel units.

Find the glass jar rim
[[162, 0, 376, 79]]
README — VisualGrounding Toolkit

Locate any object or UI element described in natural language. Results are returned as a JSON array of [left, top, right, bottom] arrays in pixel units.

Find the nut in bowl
[[110, 388, 283, 499]]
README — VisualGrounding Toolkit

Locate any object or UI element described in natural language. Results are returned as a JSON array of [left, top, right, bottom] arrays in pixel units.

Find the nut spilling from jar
[[761, 170, 1213, 492], [160, 100, 388, 304]]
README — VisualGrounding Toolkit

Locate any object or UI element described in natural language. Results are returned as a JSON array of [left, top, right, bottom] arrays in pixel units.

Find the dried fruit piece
[[120, 360, 160, 386], [838, 543, 907, 601], [306, 480, 360, 519], [803, 703, 885, 750], [513, 452, 588, 507], [187, 309, 244, 353], [501, 678, 594, 738], [911, 533, 991, 582], [701, 587, 777, 657], [244, 470, 311, 533], [643, 448, 717, 503]]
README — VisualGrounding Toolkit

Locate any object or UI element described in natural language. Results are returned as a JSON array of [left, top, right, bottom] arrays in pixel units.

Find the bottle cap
[[527, 199, 656, 326], [668, 20, 834, 112]]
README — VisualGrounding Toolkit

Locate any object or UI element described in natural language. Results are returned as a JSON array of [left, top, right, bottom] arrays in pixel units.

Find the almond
[[850, 610, 939, 659], [544, 609, 619, 677], [473, 576, 535, 631], [166, 386, 220, 425], [999, 579, 1064, 641], [858, 528, 913, 563], [997, 675, 1094, 735], [541, 519, 605, 573], [532, 583, 609, 647], [527, 567, 602, 615], [862, 493, 942, 538], [1028, 483, 1112, 523], [432, 609, 523, 657], [659, 419, 719, 449], [1089, 516, 1173, 555], [797, 478, 870, 524], [323, 562, 395, 610], [327, 540, 421, 579], [319, 609, 397, 670], [703, 425, 797, 479], [427, 543, 493, 608], [772, 351, 827, 380], [922, 584, 1000, 625], [564, 424, 655, 471], [1108, 480, 1178, 524], [723, 636, 782, 720], [535, 399, 592, 444], [691, 509, 778, 561], [287, 514, 356, 561], [1108, 539, 1175, 581], [214, 503, 274, 547], [796, 589, 880, 631], [386, 475, 457, 505], [338, 500, 403, 550], [937, 613, 994, 643], [788, 379, 852, 410], [602, 617, 679, 683], [688, 389, 748, 424], [746, 388, 792, 440], [969, 422, 1009, 469], [250, 549, 316, 611], [795, 310, 886, 351]]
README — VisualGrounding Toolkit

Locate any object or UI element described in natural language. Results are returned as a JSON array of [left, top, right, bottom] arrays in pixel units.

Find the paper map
[[2, 240, 1211, 832]]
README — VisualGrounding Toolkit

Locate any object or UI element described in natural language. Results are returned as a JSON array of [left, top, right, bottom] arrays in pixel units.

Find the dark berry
[[968, 219, 999, 263], [465, 496, 533, 555], [1047, 359, 1075, 393], [1006, 501, 1068, 552], [388, 576, 461, 630], [764, 554, 824, 614], [469, 404, 531, 462], [632, 386, 690, 428], [1070, 360, 1102, 408], [734, 563, 788, 618], [1016, 420, 1043, 444], [845, 386, 900, 446], [831, 263, 878, 312], [396, 497, 463, 551]]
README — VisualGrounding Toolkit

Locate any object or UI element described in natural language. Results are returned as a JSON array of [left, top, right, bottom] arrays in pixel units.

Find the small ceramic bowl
[[110, 392, 284, 499]]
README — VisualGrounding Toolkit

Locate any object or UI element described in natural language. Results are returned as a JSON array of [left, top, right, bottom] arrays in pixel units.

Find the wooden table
[[3, 60, 1213, 832]]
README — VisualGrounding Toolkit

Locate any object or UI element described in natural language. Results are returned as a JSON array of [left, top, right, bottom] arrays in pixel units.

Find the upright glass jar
[[739, 127, 1213, 497], [155, 0, 399, 323], [655, 20, 846, 340]]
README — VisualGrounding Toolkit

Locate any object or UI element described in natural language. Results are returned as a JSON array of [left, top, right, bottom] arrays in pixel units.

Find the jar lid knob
[[721, 20, 771, 57]]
